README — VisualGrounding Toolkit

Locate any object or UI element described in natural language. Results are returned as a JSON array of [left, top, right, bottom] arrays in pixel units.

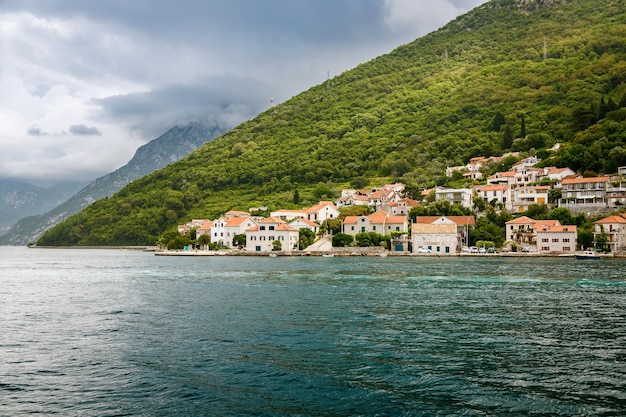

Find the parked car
[[521, 247, 531, 253], [417, 246, 432, 253], [487, 247, 496, 254], [461, 246, 470, 253], [469, 246, 479, 253], [478, 247, 487, 254]]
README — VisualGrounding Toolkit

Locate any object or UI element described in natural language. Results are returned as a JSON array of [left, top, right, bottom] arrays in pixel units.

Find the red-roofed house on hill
[[559, 176, 610, 214], [304, 201, 340, 223], [594, 214, 626, 253]]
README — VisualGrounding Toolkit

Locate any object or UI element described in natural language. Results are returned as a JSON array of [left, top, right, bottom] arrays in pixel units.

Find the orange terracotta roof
[[415, 216, 476, 226], [480, 184, 509, 191], [226, 217, 252, 227], [506, 216, 535, 224], [595, 215, 626, 224], [562, 176, 610, 184]]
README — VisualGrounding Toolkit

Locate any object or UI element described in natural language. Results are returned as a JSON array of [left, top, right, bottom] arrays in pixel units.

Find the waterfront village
[[171, 154, 626, 257]]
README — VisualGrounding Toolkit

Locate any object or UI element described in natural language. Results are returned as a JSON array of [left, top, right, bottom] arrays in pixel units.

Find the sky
[[0, 0, 488, 186]]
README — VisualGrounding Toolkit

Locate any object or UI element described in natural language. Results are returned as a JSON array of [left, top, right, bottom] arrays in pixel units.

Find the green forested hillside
[[38, 0, 626, 246]]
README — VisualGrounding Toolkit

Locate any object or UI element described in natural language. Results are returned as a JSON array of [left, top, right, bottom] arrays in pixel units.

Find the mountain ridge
[[1, 122, 221, 245], [37, 0, 626, 246]]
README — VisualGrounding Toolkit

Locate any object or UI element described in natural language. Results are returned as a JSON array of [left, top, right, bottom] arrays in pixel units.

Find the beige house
[[506, 216, 560, 251], [594, 214, 626, 252], [270, 209, 307, 222], [511, 185, 549, 213], [383, 198, 421, 216], [245, 217, 299, 252], [536, 224, 577, 253], [414, 216, 476, 248], [411, 223, 457, 255], [342, 210, 408, 236]]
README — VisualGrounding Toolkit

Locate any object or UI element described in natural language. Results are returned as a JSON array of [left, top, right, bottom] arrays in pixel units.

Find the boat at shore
[[575, 250, 601, 260]]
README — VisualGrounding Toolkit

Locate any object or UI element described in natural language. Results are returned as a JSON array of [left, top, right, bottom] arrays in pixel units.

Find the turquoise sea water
[[1, 246, 625, 416]]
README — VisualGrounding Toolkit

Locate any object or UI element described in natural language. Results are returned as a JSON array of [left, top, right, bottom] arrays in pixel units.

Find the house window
[[552, 238, 559, 243], [260, 226, 266, 231], [269, 226, 275, 231], [255, 246, 261, 252], [445, 246, 450, 253], [563, 238, 570, 243], [542, 238, 549, 243], [373, 226, 376, 231], [542, 246, 550, 251], [563, 247, 571, 251], [351, 226, 355, 231]]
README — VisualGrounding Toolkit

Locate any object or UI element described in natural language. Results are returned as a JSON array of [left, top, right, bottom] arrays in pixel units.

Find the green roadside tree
[[332, 233, 354, 247]]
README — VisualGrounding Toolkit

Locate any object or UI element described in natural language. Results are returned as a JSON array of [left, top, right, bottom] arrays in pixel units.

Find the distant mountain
[[0, 122, 221, 245], [0, 179, 86, 234]]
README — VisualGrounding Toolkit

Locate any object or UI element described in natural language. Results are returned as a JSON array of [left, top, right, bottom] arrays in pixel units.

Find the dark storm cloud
[[1, 0, 489, 183], [68, 124, 102, 136], [93, 74, 270, 139]]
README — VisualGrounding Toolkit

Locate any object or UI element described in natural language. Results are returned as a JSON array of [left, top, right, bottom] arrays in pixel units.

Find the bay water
[[1, 246, 625, 416]]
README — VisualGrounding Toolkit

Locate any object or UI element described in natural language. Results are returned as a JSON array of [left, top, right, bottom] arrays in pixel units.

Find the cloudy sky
[[0, 0, 487, 185]]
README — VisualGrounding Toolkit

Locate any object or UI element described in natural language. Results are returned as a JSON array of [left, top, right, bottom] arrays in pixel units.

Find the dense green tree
[[491, 111, 506, 132], [524, 204, 549, 220], [548, 207, 574, 225], [332, 233, 354, 247], [298, 228, 316, 250], [197, 234, 211, 249], [502, 125, 513, 150], [233, 233, 247, 248]]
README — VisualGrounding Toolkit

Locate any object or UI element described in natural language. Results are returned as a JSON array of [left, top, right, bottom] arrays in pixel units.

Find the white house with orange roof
[[476, 184, 511, 210], [543, 167, 576, 183], [383, 198, 421, 216], [304, 201, 340, 223], [487, 171, 518, 189], [536, 224, 577, 253], [223, 210, 250, 218], [435, 188, 473, 209], [594, 214, 626, 252], [212, 216, 259, 248], [178, 219, 205, 234], [195, 220, 213, 239], [559, 176, 610, 213], [270, 209, 307, 221], [245, 217, 299, 252], [288, 218, 320, 235], [511, 185, 550, 213]]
